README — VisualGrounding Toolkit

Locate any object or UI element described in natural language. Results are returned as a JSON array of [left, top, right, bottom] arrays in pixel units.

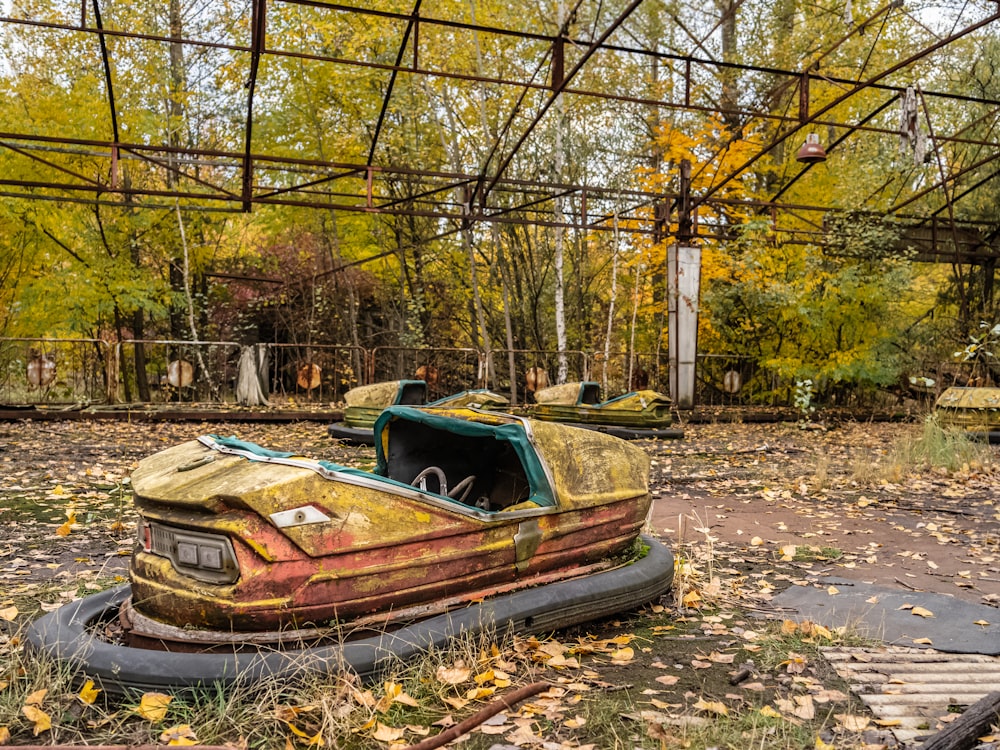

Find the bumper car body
[[130, 406, 654, 632]]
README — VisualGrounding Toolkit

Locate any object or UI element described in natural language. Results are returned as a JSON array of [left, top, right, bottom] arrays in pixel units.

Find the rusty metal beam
[[478, 0, 645, 204], [0, 140, 102, 187], [693, 9, 1000, 210], [242, 0, 266, 211], [89, 0, 120, 189], [367, 0, 422, 167]]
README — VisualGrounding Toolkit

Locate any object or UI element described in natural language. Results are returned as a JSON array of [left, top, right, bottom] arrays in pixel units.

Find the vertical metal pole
[[668, 160, 701, 408]]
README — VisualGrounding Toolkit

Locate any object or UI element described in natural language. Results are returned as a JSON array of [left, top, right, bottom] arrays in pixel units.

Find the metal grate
[[824, 646, 1000, 746]]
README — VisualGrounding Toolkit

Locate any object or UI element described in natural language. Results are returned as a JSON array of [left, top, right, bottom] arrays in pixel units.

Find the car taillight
[[142, 521, 239, 584]]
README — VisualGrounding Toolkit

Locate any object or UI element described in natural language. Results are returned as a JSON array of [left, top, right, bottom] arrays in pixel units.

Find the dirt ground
[[645, 420, 1000, 607], [1, 416, 997, 748]]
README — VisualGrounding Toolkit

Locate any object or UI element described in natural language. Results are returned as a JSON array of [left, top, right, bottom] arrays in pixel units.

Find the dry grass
[[845, 414, 992, 485]]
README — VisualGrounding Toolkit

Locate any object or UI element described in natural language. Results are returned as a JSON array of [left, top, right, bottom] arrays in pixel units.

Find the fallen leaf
[[464, 686, 495, 701], [135, 692, 172, 722], [78, 680, 101, 705], [21, 705, 51, 735], [693, 698, 728, 716], [793, 695, 815, 720], [835, 714, 871, 731], [682, 590, 702, 607], [372, 722, 405, 742], [827, 586, 839, 596], [708, 651, 735, 664], [24, 689, 47, 706], [974, 619, 990, 627], [610, 647, 635, 663], [911, 606, 934, 618], [435, 665, 471, 685], [159, 724, 198, 746], [750, 536, 764, 546], [0, 726, 9, 744], [760, 705, 782, 719], [913, 637, 934, 645], [654, 675, 679, 686], [0, 606, 17, 622]]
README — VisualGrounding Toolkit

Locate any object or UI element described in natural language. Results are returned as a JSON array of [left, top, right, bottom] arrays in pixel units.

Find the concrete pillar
[[667, 244, 701, 408]]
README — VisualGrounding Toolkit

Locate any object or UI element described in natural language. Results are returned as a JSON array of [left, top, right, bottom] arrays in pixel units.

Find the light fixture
[[796, 133, 827, 163]]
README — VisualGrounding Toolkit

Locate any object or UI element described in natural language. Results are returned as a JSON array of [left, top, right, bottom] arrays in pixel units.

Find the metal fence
[[369, 347, 483, 400], [0, 336, 953, 410], [0, 338, 111, 405]]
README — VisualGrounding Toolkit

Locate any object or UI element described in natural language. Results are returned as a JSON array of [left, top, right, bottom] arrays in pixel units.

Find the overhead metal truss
[[1, 0, 1000, 261]]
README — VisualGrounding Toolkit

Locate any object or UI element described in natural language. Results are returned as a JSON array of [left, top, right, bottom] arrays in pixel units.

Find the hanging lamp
[[796, 133, 827, 163]]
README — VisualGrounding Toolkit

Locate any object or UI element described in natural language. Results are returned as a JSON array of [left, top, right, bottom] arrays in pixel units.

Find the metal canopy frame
[[1, 0, 999, 261]]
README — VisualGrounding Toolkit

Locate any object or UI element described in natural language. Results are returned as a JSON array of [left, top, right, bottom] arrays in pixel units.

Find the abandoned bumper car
[[531, 381, 684, 440], [28, 406, 674, 693], [934, 386, 1000, 443], [327, 379, 510, 445]]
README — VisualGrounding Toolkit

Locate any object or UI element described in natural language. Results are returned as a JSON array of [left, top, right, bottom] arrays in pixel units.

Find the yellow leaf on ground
[[24, 689, 47, 705], [372, 722, 405, 742], [0, 606, 17, 622], [465, 686, 496, 701], [682, 590, 702, 606], [159, 724, 198, 746], [827, 586, 839, 596], [435, 665, 471, 685], [655, 675, 679, 686], [78, 680, 101, 705], [474, 670, 495, 684], [793, 695, 815, 720], [135, 692, 172, 722], [815, 736, 836, 750], [693, 698, 729, 716], [781, 619, 798, 635], [750, 536, 764, 546], [0, 726, 10, 744], [21, 705, 51, 735], [610, 647, 634, 663], [875, 718, 902, 727], [760, 705, 782, 719], [836, 713, 871, 731], [911, 606, 934, 618], [975, 619, 991, 626], [913, 637, 934, 645]]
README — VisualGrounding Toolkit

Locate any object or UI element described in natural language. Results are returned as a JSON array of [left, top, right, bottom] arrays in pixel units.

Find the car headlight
[[140, 521, 239, 584]]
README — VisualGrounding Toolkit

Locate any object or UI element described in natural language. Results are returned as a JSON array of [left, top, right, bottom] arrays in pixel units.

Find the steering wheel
[[448, 474, 476, 504], [412, 466, 448, 495], [411, 466, 477, 504]]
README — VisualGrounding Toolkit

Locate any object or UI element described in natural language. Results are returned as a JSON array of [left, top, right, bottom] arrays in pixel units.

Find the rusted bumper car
[[531, 381, 683, 439], [327, 379, 428, 445], [27, 406, 673, 692], [327, 380, 509, 445], [934, 386, 1000, 443]]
